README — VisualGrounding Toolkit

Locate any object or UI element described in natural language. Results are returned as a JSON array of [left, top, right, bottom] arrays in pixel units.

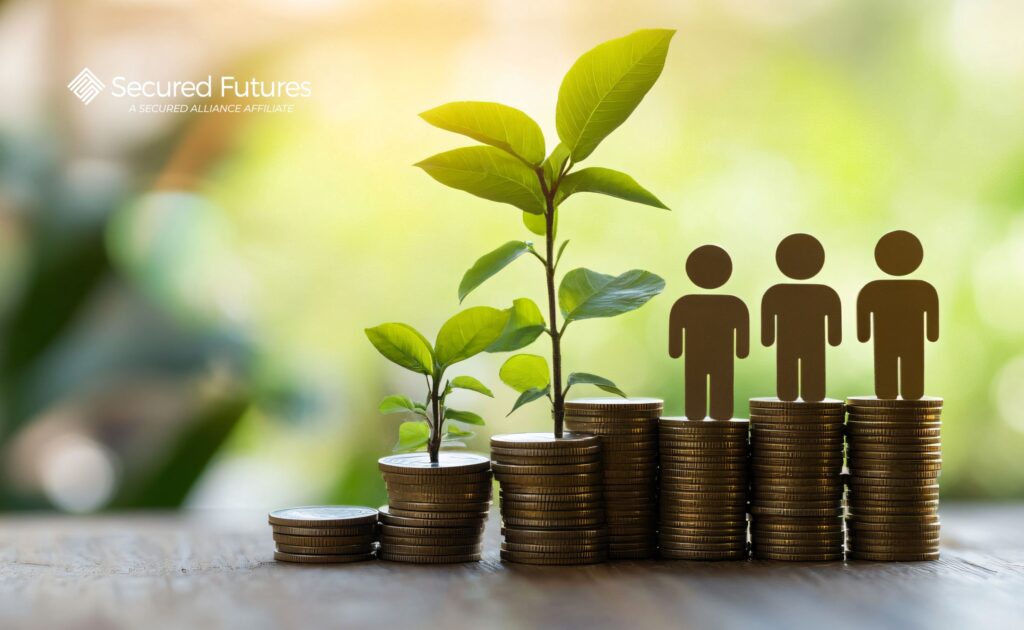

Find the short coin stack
[[377, 452, 491, 564], [269, 506, 378, 563], [564, 398, 662, 559], [658, 417, 750, 560], [492, 432, 608, 565], [845, 396, 942, 561], [749, 398, 845, 562]]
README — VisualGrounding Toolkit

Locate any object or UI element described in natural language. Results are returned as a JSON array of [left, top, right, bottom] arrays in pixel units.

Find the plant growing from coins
[[367, 305, 537, 462], [416, 29, 675, 437]]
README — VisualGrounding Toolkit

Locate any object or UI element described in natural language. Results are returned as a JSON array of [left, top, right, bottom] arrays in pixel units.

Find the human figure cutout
[[761, 234, 842, 402], [669, 245, 749, 420], [857, 230, 939, 400]]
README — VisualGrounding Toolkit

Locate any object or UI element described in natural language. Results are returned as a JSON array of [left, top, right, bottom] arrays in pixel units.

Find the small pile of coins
[[845, 396, 942, 561], [269, 506, 378, 563], [658, 417, 750, 560], [565, 398, 663, 559], [749, 398, 845, 562], [377, 452, 491, 564], [492, 432, 608, 565]]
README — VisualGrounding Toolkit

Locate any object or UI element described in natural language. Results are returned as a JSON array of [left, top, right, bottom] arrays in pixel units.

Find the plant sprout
[[366, 304, 534, 462], [415, 29, 675, 437]]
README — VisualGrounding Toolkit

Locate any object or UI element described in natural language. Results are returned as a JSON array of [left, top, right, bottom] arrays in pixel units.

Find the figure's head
[[776, 233, 825, 280], [875, 230, 923, 276], [686, 245, 732, 289]]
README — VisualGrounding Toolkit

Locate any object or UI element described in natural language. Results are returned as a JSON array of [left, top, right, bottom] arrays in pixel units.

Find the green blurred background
[[0, 0, 1021, 512]]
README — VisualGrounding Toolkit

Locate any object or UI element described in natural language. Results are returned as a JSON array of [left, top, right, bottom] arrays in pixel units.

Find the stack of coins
[[377, 452, 491, 564], [658, 417, 750, 560], [492, 432, 608, 565], [564, 398, 662, 559], [845, 396, 942, 562], [749, 398, 845, 562], [269, 506, 378, 564]]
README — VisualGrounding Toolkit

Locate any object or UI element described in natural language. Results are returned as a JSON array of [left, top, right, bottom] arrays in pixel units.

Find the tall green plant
[[416, 29, 675, 437], [366, 304, 535, 462]]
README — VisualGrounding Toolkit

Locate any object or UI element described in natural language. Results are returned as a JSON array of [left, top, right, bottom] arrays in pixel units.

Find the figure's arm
[[856, 289, 871, 343], [761, 291, 776, 347], [925, 284, 939, 342], [827, 289, 842, 347], [668, 300, 685, 359], [736, 301, 750, 359]]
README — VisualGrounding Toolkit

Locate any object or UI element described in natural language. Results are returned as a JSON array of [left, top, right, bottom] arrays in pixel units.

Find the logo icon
[[67, 68, 105, 105]]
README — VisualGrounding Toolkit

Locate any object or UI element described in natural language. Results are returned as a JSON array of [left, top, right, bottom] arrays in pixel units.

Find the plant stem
[[537, 171, 564, 439], [428, 377, 443, 463]]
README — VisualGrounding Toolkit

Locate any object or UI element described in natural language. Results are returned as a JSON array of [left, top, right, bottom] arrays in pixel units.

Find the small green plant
[[367, 305, 535, 462], [416, 29, 675, 437]]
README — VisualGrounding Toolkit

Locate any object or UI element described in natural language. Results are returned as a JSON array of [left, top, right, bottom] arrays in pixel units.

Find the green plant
[[366, 304, 535, 462], [416, 29, 675, 437]]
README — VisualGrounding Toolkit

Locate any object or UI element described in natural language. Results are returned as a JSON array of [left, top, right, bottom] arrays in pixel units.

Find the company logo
[[68, 68, 105, 105]]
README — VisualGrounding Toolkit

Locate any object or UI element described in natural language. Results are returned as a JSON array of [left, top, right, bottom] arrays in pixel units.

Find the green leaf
[[420, 101, 546, 166], [508, 386, 550, 416], [416, 146, 545, 214], [445, 408, 485, 426], [566, 372, 627, 397], [556, 29, 675, 162], [554, 240, 570, 268], [434, 306, 510, 368], [459, 241, 531, 302], [543, 143, 572, 185], [499, 354, 550, 393], [394, 421, 430, 452], [365, 323, 434, 374], [522, 210, 550, 236], [444, 423, 475, 438], [379, 395, 418, 414], [559, 268, 665, 322], [487, 298, 546, 353], [450, 375, 494, 397], [556, 167, 668, 209]]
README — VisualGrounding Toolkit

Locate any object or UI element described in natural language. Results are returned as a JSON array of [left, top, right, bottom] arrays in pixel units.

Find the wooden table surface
[[1, 503, 1021, 630]]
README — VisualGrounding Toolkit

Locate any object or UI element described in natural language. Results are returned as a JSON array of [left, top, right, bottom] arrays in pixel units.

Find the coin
[[388, 500, 492, 513], [492, 462, 602, 475], [847, 551, 940, 562], [271, 525, 376, 537], [274, 551, 375, 564], [276, 543, 373, 555], [846, 395, 942, 407], [492, 432, 601, 450], [565, 397, 664, 412], [378, 505, 487, 528], [273, 533, 377, 547], [268, 506, 378, 527], [379, 452, 491, 474], [379, 552, 482, 564], [379, 543, 483, 556]]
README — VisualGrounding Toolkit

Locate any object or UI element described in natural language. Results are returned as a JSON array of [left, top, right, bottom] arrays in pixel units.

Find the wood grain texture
[[1, 504, 1022, 630]]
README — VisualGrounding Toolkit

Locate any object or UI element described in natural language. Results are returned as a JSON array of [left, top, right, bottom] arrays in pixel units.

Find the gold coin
[[379, 543, 482, 556], [750, 506, 843, 517], [491, 432, 600, 450], [382, 471, 491, 485], [379, 535, 482, 547], [276, 543, 373, 555], [847, 551, 939, 562], [502, 517, 605, 528], [492, 462, 602, 475], [659, 540, 747, 552], [385, 482, 492, 496], [752, 550, 843, 562], [273, 533, 376, 547], [378, 452, 490, 475], [378, 505, 487, 528], [274, 551, 375, 564], [268, 506, 378, 527], [501, 541, 607, 554], [565, 397, 664, 412], [271, 525, 376, 537], [660, 549, 748, 561], [499, 551, 606, 565], [501, 526, 607, 540], [379, 552, 481, 564], [387, 500, 491, 513], [490, 451, 602, 464], [846, 395, 942, 407]]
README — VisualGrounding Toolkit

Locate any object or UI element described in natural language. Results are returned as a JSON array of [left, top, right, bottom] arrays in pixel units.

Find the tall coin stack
[[749, 398, 845, 561], [658, 417, 750, 560], [492, 433, 608, 565], [269, 506, 378, 564], [564, 398, 663, 559], [377, 452, 491, 564], [845, 396, 942, 561]]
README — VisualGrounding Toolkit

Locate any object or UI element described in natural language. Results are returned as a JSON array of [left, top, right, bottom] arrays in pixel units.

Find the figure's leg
[[710, 358, 735, 420], [777, 349, 798, 402], [801, 346, 826, 402], [874, 345, 898, 399], [900, 351, 925, 400], [685, 362, 708, 420]]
